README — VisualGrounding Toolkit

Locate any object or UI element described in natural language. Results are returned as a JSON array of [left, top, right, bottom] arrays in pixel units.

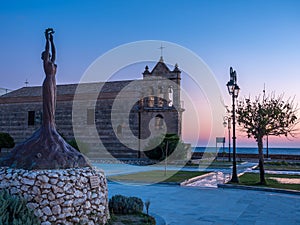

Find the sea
[[192, 147, 300, 155]]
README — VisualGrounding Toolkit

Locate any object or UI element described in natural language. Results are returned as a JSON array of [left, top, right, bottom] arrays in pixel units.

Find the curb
[[180, 172, 215, 186], [218, 183, 300, 195], [107, 180, 180, 185]]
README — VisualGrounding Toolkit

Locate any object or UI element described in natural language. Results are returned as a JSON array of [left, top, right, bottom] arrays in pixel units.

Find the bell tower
[[139, 57, 184, 139]]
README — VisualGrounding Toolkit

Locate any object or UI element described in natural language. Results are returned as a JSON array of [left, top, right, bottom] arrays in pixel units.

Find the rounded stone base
[[0, 167, 109, 225], [0, 126, 91, 170]]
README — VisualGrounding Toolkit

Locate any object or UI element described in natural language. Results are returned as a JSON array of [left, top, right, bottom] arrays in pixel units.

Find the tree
[[0, 132, 15, 154], [144, 133, 187, 161], [236, 94, 298, 184], [67, 139, 90, 156]]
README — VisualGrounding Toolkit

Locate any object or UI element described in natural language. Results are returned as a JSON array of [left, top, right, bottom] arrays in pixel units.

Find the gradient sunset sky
[[1, 0, 300, 147]]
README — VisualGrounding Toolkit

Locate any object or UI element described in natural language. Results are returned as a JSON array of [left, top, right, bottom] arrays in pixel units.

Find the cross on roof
[[159, 43, 165, 58]]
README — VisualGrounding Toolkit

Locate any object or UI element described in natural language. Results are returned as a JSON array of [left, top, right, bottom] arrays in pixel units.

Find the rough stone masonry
[[0, 167, 109, 225]]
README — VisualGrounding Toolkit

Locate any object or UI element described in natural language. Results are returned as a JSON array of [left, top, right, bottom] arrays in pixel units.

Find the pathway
[[183, 171, 231, 188], [181, 162, 300, 188], [108, 182, 300, 225], [181, 162, 258, 188], [95, 161, 300, 188]]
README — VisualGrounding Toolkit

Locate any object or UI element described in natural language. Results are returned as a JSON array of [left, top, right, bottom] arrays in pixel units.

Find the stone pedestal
[[0, 167, 109, 225]]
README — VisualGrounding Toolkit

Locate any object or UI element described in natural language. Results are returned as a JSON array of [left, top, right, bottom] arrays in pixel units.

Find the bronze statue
[[0, 29, 91, 169], [42, 28, 57, 127]]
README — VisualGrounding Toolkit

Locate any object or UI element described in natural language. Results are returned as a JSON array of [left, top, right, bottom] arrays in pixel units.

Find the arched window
[[168, 86, 173, 107], [158, 86, 164, 107], [155, 114, 164, 130], [148, 96, 155, 107]]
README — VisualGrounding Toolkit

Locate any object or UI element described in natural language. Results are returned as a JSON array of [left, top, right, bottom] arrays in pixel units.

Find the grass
[[108, 170, 208, 183], [185, 160, 243, 169], [238, 173, 300, 191], [263, 161, 300, 171]]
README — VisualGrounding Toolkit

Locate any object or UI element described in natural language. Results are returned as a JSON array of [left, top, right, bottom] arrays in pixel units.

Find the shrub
[[109, 195, 126, 214], [0, 190, 40, 225], [109, 195, 144, 214], [0, 132, 15, 153], [126, 197, 144, 214], [57, 131, 90, 155]]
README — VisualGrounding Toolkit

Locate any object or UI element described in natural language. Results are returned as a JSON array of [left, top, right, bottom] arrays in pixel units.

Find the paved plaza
[[108, 182, 300, 225], [95, 162, 300, 224]]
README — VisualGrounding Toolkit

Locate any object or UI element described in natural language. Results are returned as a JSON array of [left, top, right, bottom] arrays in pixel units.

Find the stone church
[[0, 58, 185, 158]]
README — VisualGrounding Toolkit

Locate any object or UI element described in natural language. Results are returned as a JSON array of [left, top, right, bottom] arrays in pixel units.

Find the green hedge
[[109, 195, 144, 214], [0, 132, 15, 153]]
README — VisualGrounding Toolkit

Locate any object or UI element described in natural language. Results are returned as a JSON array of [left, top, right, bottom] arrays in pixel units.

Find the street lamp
[[223, 116, 231, 162], [226, 67, 240, 183]]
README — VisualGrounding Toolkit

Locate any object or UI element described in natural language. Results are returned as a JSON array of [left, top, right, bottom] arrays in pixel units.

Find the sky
[[1, 0, 300, 148]]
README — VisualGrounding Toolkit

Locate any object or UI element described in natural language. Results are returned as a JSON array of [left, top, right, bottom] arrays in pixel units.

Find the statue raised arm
[[49, 32, 56, 63], [42, 28, 56, 77]]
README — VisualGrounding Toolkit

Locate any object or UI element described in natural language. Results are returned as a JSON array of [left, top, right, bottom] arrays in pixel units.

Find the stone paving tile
[[214, 219, 237, 225], [235, 219, 256, 225]]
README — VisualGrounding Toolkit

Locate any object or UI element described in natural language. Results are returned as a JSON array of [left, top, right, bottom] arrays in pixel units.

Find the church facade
[[0, 59, 184, 158]]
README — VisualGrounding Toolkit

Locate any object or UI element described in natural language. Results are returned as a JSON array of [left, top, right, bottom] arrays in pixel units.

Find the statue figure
[[42, 28, 57, 127], [0, 29, 91, 169]]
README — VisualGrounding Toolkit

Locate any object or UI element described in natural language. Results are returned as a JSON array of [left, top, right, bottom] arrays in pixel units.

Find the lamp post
[[223, 116, 231, 162], [226, 67, 240, 183]]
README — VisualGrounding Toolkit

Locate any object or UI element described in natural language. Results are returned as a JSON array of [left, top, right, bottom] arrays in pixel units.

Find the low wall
[[0, 167, 109, 225], [192, 152, 300, 161]]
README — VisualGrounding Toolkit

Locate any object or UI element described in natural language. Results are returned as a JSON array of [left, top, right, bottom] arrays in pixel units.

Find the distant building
[[0, 59, 184, 158]]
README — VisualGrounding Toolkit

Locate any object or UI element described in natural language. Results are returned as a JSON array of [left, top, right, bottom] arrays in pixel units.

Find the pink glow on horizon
[[181, 84, 300, 148]]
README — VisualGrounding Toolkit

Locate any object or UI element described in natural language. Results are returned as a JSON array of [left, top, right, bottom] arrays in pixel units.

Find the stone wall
[[0, 167, 109, 225]]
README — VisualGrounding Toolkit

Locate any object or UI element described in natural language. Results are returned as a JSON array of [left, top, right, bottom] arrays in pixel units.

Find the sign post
[[216, 137, 225, 161]]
